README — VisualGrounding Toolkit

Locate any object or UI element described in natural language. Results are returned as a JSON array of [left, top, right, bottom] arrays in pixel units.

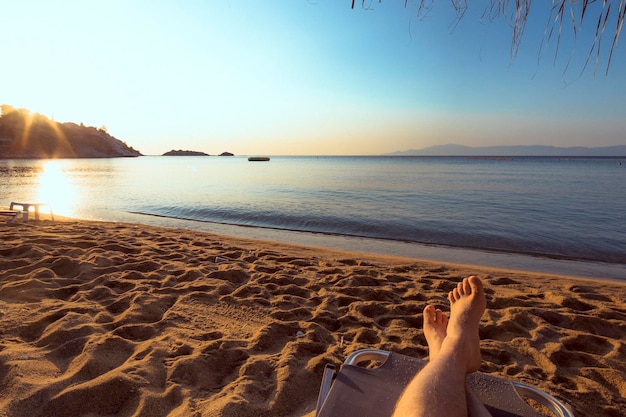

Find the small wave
[[128, 208, 625, 265]]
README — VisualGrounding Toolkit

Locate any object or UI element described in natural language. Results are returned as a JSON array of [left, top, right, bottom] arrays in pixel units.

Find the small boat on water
[[248, 157, 270, 162]]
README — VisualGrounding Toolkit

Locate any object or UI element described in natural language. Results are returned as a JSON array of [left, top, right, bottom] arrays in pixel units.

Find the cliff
[[0, 106, 141, 158]]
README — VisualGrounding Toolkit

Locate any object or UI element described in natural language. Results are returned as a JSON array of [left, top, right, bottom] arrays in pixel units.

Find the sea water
[[1, 156, 625, 280]]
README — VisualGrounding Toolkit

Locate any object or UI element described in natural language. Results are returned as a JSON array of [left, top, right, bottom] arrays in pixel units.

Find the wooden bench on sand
[[9, 202, 55, 222]]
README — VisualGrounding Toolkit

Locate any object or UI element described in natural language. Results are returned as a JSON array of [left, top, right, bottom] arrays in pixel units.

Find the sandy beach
[[0, 219, 624, 417]]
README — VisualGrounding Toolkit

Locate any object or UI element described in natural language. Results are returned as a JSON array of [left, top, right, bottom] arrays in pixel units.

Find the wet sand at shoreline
[[0, 219, 624, 416]]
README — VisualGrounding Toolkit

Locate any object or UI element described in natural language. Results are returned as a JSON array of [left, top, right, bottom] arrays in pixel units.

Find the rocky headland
[[0, 105, 141, 158]]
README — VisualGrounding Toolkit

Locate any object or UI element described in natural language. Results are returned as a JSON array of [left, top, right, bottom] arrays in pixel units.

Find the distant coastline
[[386, 144, 626, 157]]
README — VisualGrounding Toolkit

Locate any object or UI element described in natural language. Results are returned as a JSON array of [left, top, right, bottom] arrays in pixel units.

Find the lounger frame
[[315, 349, 575, 417]]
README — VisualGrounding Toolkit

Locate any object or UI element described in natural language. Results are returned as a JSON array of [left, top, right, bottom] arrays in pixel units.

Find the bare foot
[[424, 302, 494, 417], [445, 276, 486, 373], [423, 304, 448, 360]]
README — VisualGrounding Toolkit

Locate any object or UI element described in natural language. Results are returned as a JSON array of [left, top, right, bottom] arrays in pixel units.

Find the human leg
[[422, 303, 493, 417], [392, 276, 487, 417], [446, 276, 486, 374], [392, 340, 469, 417], [466, 388, 493, 417]]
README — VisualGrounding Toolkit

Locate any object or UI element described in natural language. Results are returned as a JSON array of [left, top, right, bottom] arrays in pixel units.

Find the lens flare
[[36, 161, 76, 217]]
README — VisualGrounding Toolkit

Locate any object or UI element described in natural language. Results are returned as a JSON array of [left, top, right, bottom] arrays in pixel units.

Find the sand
[[0, 219, 624, 417]]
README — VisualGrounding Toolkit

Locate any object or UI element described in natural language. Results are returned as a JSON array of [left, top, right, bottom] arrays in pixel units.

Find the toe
[[434, 309, 443, 324], [441, 313, 449, 327], [423, 305, 435, 322], [458, 280, 466, 296], [468, 275, 482, 294]]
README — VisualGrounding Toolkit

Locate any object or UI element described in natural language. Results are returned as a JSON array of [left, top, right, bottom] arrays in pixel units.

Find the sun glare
[[36, 161, 76, 217]]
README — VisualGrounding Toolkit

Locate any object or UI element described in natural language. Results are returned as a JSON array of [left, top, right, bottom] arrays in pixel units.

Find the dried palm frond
[[352, 0, 625, 75]]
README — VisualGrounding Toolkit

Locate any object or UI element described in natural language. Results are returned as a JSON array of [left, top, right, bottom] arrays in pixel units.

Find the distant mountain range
[[387, 144, 626, 157]]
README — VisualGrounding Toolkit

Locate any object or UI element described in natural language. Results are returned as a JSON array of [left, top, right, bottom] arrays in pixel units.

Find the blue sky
[[2, 1, 625, 155]]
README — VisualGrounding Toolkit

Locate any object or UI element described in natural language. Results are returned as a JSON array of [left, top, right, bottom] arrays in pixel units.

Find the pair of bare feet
[[423, 275, 485, 372], [392, 276, 491, 417]]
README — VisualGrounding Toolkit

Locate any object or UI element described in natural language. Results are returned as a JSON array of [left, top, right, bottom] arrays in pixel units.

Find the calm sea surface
[[1, 156, 625, 280]]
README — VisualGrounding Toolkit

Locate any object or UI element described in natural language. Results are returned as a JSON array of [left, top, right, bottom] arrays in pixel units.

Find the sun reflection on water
[[36, 161, 76, 217]]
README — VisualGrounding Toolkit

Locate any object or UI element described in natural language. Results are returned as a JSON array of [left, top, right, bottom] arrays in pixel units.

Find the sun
[[36, 161, 76, 217]]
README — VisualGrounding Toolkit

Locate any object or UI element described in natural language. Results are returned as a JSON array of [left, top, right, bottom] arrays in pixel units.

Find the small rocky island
[[163, 150, 210, 156], [162, 150, 235, 156], [0, 105, 141, 158]]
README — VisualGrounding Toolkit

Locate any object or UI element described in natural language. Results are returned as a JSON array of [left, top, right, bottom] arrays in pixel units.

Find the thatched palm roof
[[353, 0, 624, 75]]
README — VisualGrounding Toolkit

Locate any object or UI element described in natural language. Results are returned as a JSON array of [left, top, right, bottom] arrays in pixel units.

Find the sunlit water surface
[[1, 156, 625, 280]]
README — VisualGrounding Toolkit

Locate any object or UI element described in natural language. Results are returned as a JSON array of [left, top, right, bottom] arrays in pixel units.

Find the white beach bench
[[9, 202, 54, 222]]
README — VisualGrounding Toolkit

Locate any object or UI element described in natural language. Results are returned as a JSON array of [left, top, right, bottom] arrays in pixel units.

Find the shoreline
[[8, 209, 625, 284], [0, 218, 624, 416], [109, 211, 626, 282]]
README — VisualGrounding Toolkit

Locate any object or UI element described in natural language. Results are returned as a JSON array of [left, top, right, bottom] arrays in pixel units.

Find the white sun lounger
[[316, 349, 575, 417]]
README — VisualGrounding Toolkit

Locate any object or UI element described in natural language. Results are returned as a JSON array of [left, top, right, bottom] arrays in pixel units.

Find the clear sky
[[2, 1, 625, 155]]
